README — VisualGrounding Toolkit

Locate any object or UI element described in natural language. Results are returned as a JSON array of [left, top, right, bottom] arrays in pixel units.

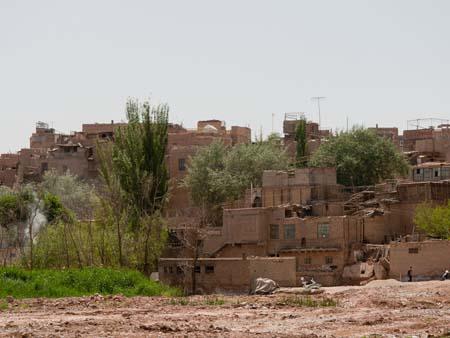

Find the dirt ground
[[1, 280, 449, 337]]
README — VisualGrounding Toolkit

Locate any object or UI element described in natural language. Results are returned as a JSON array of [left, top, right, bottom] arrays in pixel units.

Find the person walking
[[407, 266, 413, 282]]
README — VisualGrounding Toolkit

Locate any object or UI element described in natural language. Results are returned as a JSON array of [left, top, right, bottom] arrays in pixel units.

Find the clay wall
[[279, 249, 346, 272], [389, 240, 450, 281], [159, 256, 296, 293], [262, 168, 337, 188]]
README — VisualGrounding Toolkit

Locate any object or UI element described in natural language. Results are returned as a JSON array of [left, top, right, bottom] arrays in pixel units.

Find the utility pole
[[311, 96, 326, 128]]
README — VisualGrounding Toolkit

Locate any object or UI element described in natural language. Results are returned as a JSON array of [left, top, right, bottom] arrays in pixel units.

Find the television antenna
[[311, 96, 326, 128]]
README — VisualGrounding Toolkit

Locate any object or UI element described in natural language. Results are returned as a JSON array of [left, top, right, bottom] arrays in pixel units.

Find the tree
[[183, 137, 289, 226], [309, 127, 409, 186], [295, 118, 307, 168], [414, 202, 450, 239], [98, 98, 170, 274]]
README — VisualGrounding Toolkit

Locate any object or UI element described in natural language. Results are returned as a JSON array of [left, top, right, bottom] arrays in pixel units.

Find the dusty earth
[[0, 280, 449, 337]]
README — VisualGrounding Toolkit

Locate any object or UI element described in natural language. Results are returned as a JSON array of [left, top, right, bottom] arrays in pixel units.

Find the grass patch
[[168, 296, 226, 307], [0, 300, 8, 311], [0, 267, 181, 299], [277, 296, 338, 308], [203, 296, 225, 306]]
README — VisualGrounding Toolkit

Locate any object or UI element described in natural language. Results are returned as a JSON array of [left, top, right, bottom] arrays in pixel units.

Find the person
[[441, 270, 449, 281], [407, 266, 413, 282]]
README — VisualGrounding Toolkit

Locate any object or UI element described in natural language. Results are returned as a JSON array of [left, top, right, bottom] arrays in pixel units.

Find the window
[[325, 256, 333, 264], [416, 169, 420, 175], [318, 224, 330, 239], [408, 247, 419, 254], [176, 266, 184, 275], [194, 265, 201, 273], [205, 265, 215, 273], [304, 257, 312, 265], [163, 266, 168, 273], [178, 158, 186, 171], [169, 266, 174, 274], [270, 224, 279, 239], [284, 224, 295, 240], [41, 162, 48, 173], [435, 170, 439, 177]]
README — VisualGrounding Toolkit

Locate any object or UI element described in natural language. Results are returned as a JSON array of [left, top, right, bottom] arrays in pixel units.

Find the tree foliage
[[414, 202, 450, 239], [97, 98, 170, 274], [309, 127, 409, 186], [295, 118, 307, 168], [184, 138, 289, 225]]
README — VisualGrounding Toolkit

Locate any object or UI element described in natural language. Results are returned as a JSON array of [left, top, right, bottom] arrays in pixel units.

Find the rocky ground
[[0, 279, 449, 337]]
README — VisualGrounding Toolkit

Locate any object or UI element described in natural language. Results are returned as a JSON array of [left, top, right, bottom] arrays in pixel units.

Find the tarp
[[251, 278, 279, 295]]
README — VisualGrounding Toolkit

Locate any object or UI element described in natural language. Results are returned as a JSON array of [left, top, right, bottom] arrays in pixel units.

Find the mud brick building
[[160, 164, 450, 292], [0, 153, 19, 188], [165, 120, 251, 218], [367, 125, 400, 148]]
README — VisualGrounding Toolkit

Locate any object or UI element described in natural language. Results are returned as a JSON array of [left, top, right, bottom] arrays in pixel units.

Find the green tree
[[295, 118, 307, 168], [414, 202, 450, 239], [184, 138, 289, 226], [309, 127, 408, 186], [98, 98, 170, 274]]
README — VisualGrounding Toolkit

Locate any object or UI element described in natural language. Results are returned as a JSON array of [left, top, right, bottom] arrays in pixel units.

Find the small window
[[194, 265, 201, 273], [304, 257, 312, 265], [176, 266, 183, 275], [416, 169, 420, 174], [318, 224, 330, 238], [205, 265, 214, 273], [284, 224, 295, 240], [178, 158, 186, 171], [301, 237, 306, 247], [270, 224, 279, 239], [435, 170, 439, 177], [408, 248, 419, 254], [325, 256, 333, 264], [41, 162, 48, 173]]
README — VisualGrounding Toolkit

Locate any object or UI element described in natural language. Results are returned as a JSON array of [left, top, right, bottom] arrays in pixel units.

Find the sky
[[1, 0, 450, 153]]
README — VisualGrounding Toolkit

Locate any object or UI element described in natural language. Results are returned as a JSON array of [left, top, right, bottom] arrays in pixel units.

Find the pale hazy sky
[[1, 0, 450, 153]]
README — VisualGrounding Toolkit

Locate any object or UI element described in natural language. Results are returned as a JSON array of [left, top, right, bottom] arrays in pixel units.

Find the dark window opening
[[408, 248, 419, 254], [301, 237, 306, 247], [194, 265, 201, 273], [176, 266, 184, 275], [41, 162, 48, 173], [285, 208, 293, 218], [416, 169, 420, 174], [205, 265, 214, 273], [252, 196, 262, 208], [325, 256, 333, 264], [178, 158, 186, 171]]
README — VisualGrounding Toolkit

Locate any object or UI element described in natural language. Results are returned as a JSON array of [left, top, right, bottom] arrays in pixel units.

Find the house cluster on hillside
[[1, 115, 449, 291]]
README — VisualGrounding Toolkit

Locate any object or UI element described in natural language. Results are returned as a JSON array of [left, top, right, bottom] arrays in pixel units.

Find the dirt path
[[1, 280, 449, 337]]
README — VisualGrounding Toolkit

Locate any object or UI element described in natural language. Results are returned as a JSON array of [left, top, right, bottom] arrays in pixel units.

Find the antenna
[[311, 96, 326, 128], [271, 113, 275, 133]]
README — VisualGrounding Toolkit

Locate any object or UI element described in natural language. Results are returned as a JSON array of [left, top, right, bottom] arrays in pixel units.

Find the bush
[[0, 267, 181, 299]]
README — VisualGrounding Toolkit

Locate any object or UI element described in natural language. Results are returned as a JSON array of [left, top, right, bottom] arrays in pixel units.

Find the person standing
[[407, 266, 413, 282]]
